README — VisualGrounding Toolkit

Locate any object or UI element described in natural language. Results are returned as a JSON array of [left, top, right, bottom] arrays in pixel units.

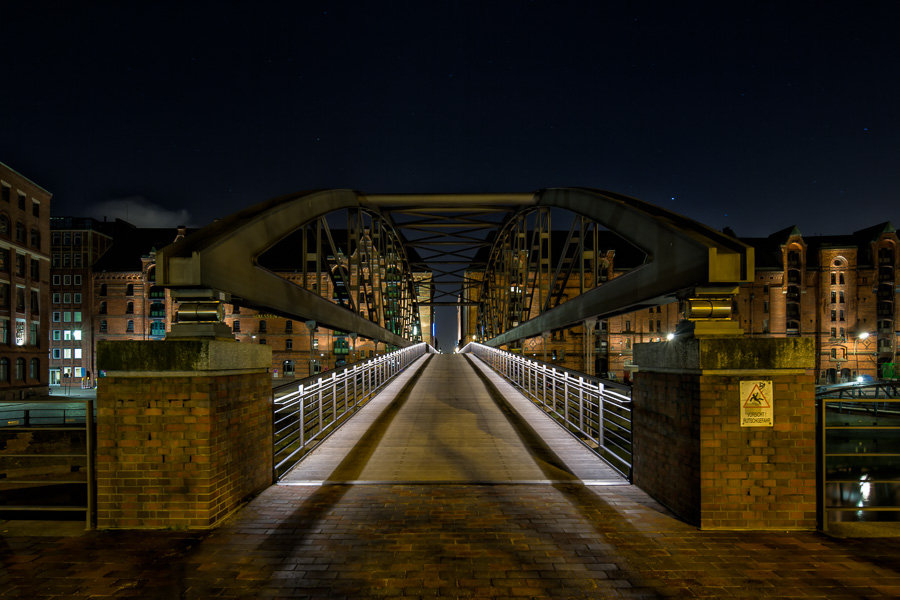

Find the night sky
[[3, 1, 899, 347]]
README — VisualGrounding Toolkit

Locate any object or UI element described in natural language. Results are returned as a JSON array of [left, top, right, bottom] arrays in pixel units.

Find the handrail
[[0, 398, 95, 530], [461, 342, 633, 480], [273, 342, 435, 479]]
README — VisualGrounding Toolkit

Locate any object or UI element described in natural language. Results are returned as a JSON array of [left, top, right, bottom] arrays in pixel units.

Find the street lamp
[[855, 332, 870, 383]]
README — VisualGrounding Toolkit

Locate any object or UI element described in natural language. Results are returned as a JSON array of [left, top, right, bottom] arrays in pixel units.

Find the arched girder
[[479, 187, 755, 346], [156, 189, 423, 348]]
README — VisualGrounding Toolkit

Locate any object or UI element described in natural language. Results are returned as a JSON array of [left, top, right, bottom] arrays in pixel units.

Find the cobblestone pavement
[[4, 482, 900, 599]]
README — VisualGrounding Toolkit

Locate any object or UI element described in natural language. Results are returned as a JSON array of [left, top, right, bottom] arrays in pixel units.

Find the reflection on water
[[824, 401, 900, 523]]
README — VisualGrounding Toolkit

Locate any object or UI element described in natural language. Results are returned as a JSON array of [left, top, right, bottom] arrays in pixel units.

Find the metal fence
[[0, 398, 95, 529], [819, 384, 900, 527], [273, 343, 434, 479], [461, 342, 633, 479]]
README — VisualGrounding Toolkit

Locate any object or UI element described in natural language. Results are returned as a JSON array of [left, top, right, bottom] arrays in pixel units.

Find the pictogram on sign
[[740, 380, 773, 427]]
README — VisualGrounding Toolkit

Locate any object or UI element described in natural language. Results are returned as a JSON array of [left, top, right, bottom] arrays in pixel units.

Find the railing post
[[298, 384, 306, 448]]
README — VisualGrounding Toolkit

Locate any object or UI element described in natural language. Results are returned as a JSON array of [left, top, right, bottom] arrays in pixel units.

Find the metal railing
[[461, 342, 633, 479], [0, 398, 95, 529], [273, 343, 434, 479]]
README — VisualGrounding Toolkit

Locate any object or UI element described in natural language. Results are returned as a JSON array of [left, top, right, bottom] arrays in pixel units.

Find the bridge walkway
[[4, 355, 900, 598], [280, 353, 623, 486]]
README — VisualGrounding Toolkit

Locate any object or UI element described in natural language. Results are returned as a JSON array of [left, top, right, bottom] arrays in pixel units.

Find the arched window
[[15, 358, 25, 381], [29, 358, 39, 380], [126, 320, 134, 333], [99, 283, 107, 296], [0, 358, 8, 382], [30, 228, 40, 248], [126, 284, 134, 296], [99, 301, 107, 314], [0, 215, 8, 236], [126, 301, 134, 314], [15, 222, 26, 243]]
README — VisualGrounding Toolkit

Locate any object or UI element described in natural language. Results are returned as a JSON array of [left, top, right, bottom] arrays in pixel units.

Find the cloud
[[84, 196, 193, 228]]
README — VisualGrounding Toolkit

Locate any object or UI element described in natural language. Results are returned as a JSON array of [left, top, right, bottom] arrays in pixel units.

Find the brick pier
[[632, 336, 817, 530], [94, 339, 272, 529]]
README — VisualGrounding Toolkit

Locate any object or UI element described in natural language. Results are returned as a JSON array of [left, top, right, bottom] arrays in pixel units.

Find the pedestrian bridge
[[279, 352, 627, 487]]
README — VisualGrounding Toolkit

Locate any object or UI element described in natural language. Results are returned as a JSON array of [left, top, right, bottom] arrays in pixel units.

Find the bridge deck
[[281, 353, 625, 486]]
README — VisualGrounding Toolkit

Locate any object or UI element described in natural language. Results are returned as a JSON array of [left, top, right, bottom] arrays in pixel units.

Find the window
[[259, 339, 266, 345], [831, 273, 836, 285], [286, 338, 293, 350], [126, 320, 134, 333], [74, 293, 81, 304], [840, 291, 845, 303], [73, 329, 81, 341], [63, 349, 71, 359], [831, 309, 836, 322], [259, 320, 267, 333], [0, 320, 7, 343], [62, 232, 71, 245], [0, 249, 7, 273], [831, 291, 836, 304], [762, 319, 769, 334], [126, 284, 133, 296], [64, 330, 72, 340], [63, 293, 71, 304], [100, 320, 107, 332], [32, 201, 39, 218], [62, 254, 70, 268], [285, 320, 293, 333], [73, 274, 81, 285], [15, 222, 26, 243], [53, 293, 61, 304], [30, 259, 39, 280], [63, 311, 71, 322], [30, 323, 38, 347], [15, 253, 25, 276], [99, 284, 107, 296], [150, 321, 165, 336], [16, 288, 24, 312], [839, 327, 845, 338], [63, 274, 71, 285], [52, 330, 61, 341], [840, 310, 845, 322], [126, 301, 134, 314], [52, 274, 60, 285], [99, 301, 107, 314], [233, 320, 241, 333], [74, 349, 82, 359], [15, 358, 25, 380], [17, 193, 25, 210], [51, 254, 60, 267], [73, 253, 82, 267], [0, 185, 8, 203], [29, 358, 38, 380], [30, 290, 38, 313], [0, 358, 8, 382], [831, 327, 836, 338], [73, 311, 81, 323], [30, 228, 40, 248], [53, 311, 61, 322], [839, 272, 845, 285]]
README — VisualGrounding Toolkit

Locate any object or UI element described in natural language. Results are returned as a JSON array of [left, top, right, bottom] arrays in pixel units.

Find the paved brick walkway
[[4, 483, 900, 598]]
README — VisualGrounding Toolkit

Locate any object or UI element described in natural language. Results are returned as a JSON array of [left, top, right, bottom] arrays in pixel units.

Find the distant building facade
[[0, 162, 51, 399], [48, 217, 114, 388], [461, 223, 899, 384]]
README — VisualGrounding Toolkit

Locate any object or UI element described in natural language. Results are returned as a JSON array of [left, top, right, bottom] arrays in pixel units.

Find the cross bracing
[[156, 188, 753, 349]]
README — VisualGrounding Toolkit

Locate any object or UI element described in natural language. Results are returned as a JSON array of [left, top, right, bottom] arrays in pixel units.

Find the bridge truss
[[156, 188, 754, 350]]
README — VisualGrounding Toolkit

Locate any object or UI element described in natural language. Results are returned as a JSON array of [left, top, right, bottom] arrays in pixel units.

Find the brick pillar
[[632, 337, 816, 530], [95, 340, 272, 529]]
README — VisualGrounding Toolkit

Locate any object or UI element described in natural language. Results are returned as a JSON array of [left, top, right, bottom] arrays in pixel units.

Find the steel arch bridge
[[156, 188, 753, 350]]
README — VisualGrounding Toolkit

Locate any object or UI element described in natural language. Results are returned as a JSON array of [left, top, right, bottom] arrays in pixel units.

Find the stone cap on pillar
[[98, 339, 272, 375], [634, 336, 815, 375]]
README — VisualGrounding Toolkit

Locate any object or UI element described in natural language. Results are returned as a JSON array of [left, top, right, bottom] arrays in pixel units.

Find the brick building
[[48, 217, 116, 388], [461, 222, 899, 384], [0, 162, 51, 399], [77, 224, 432, 381]]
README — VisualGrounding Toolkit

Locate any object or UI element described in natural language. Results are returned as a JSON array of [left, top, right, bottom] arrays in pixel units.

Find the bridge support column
[[95, 340, 272, 529], [632, 336, 816, 530]]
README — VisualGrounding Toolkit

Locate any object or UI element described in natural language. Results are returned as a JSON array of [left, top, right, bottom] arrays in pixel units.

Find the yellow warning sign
[[740, 380, 773, 427]]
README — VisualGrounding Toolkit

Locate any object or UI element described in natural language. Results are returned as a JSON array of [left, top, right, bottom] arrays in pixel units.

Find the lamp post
[[855, 331, 870, 383]]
